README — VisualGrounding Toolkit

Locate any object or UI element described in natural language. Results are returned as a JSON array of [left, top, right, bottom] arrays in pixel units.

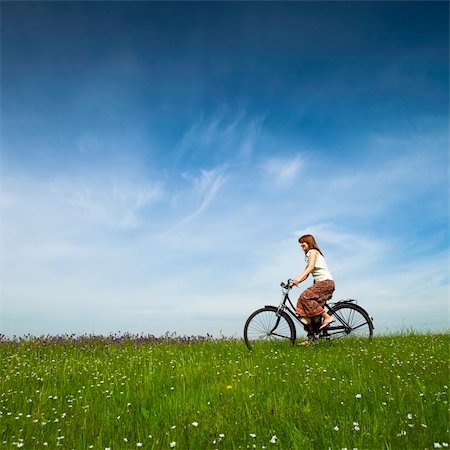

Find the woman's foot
[[298, 340, 312, 346], [319, 318, 335, 330]]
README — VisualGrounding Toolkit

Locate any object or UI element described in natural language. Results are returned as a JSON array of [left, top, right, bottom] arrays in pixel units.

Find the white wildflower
[[170, 442, 176, 448], [270, 435, 277, 444], [192, 422, 199, 427]]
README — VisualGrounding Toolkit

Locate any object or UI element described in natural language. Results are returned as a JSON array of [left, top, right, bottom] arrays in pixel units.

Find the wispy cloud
[[165, 107, 266, 232], [174, 107, 264, 165], [0, 169, 164, 266], [66, 176, 163, 230], [168, 165, 229, 232], [261, 155, 303, 187]]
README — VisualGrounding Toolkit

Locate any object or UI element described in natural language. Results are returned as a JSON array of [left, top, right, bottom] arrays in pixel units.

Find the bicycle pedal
[[319, 333, 331, 340]]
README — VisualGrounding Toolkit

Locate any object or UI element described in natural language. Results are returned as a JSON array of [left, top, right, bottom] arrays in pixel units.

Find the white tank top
[[306, 249, 333, 282]]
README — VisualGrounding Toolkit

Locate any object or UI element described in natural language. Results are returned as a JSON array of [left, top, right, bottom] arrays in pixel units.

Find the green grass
[[1, 333, 449, 449]]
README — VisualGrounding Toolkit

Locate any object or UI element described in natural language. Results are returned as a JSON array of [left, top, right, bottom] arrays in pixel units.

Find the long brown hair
[[298, 234, 323, 256]]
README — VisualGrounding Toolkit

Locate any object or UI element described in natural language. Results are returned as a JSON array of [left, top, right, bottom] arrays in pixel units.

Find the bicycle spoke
[[270, 332, 293, 339]]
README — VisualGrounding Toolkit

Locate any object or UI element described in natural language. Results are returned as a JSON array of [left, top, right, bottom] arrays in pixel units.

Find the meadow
[[0, 332, 448, 450]]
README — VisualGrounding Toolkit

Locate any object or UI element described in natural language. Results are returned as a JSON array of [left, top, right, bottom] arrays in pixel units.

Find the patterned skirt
[[296, 280, 335, 317]]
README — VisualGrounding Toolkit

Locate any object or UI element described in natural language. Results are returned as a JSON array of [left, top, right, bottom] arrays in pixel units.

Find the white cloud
[[168, 165, 229, 232], [174, 107, 263, 165], [262, 155, 303, 186], [66, 177, 163, 230], [0, 169, 164, 269]]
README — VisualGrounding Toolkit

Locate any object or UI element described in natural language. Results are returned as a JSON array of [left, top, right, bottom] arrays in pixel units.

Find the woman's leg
[[319, 310, 335, 329], [296, 280, 335, 318]]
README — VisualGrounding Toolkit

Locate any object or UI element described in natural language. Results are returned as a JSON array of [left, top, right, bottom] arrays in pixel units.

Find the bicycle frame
[[270, 283, 370, 338]]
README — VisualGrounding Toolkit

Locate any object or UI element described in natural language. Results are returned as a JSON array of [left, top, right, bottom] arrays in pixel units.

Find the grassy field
[[0, 332, 448, 449]]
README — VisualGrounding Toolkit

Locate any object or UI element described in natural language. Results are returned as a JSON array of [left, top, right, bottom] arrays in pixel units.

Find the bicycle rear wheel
[[244, 306, 296, 350], [326, 303, 373, 339]]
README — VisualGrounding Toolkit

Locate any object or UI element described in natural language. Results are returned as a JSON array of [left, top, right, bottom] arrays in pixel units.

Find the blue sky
[[1, 1, 448, 337]]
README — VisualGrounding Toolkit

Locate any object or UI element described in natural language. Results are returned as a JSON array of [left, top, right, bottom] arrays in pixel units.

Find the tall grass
[[1, 333, 448, 449]]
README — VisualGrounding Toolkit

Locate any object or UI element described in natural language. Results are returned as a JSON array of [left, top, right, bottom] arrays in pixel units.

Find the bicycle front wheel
[[244, 306, 296, 350], [327, 303, 373, 339]]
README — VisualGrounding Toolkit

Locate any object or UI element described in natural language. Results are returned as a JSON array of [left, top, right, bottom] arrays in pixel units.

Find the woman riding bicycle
[[290, 234, 335, 345]]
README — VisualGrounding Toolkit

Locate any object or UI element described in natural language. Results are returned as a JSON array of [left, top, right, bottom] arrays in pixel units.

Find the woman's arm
[[291, 250, 317, 286]]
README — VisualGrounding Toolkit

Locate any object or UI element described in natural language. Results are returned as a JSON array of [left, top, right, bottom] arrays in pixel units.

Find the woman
[[290, 234, 335, 345]]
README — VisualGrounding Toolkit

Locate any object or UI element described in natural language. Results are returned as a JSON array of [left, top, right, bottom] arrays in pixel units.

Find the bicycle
[[244, 279, 374, 350]]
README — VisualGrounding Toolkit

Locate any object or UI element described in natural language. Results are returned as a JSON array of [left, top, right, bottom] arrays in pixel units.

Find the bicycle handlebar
[[280, 279, 293, 290]]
